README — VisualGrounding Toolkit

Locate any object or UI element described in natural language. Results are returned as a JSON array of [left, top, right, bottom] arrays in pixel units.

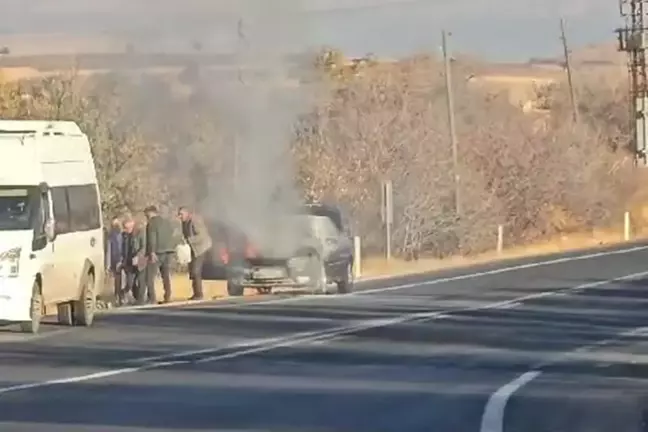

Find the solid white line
[[1, 269, 646, 397], [493, 302, 522, 310], [478, 322, 648, 432], [480, 371, 541, 432], [346, 245, 648, 297], [207, 244, 648, 306], [0, 359, 191, 396], [128, 333, 344, 363], [132, 269, 648, 364]]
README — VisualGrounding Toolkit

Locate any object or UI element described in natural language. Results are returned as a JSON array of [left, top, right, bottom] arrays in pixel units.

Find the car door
[[336, 229, 353, 275], [316, 216, 347, 280], [65, 184, 103, 299], [332, 225, 353, 280], [46, 186, 75, 303], [28, 188, 55, 296]]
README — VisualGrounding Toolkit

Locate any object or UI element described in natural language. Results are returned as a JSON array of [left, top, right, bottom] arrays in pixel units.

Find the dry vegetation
[[0, 47, 643, 268]]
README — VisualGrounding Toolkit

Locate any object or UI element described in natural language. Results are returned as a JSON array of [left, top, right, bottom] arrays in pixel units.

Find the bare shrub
[[0, 72, 168, 219], [0, 52, 639, 261], [297, 55, 639, 258]]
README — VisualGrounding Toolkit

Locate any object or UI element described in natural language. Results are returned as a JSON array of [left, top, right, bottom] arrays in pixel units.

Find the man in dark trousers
[[178, 206, 212, 300], [122, 216, 147, 305], [107, 217, 124, 304], [144, 205, 176, 304]]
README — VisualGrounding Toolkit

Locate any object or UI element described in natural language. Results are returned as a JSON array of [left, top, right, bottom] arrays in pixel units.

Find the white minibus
[[0, 120, 106, 333]]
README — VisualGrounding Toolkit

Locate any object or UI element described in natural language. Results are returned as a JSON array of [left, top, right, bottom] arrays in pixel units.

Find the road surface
[[1, 242, 648, 431]]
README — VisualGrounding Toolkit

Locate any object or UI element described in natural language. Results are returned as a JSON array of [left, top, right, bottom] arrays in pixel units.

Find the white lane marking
[[0, 269, 646, 396], [128, 334, 339, 363], [479, 321, 648, 432], [494, 302, 522, 310], [480, 371, 541, 432], [0, 359, 192, 395], [345, 245, 648, 297], [131, 270, 648, 364], [100, 244, 648, 314]]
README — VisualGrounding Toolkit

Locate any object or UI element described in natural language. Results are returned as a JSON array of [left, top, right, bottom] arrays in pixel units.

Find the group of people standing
[[106, 205, 213, 306]]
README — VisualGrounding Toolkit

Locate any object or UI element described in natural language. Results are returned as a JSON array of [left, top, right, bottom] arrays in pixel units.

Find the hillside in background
[[0, 38, 630, 114], [0, 0, 628, 60]]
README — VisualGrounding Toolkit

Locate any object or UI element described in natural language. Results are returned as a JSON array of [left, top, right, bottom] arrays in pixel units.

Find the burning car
[[202, 203, 354, 296]]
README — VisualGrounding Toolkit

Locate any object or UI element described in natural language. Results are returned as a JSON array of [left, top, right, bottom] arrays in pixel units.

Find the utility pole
[[559, 18, 579, 124], [237, 18, 246, 86], [233, 17, 246, 186], [617, 0, 648, 166], [441, 30, 461, 216], [381, 180, 393, 261]]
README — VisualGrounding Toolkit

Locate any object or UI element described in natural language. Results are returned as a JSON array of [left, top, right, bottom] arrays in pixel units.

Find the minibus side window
[[51, 187, 70, 235], [31, 191, 49, 251], [67, 185, 100, 232]]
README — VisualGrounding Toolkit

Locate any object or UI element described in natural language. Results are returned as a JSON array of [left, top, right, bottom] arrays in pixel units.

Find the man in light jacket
[[178, 206, 212, 300]]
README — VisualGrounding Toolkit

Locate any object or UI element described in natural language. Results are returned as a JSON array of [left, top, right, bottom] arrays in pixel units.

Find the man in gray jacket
[[122, 216, 147, 305], [178, 206, 212, 300], [144, 205, 176, 304]]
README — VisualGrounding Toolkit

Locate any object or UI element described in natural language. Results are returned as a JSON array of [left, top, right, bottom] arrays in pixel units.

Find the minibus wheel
[[19, 281, 43, 334], [73, 272, 96, 327]]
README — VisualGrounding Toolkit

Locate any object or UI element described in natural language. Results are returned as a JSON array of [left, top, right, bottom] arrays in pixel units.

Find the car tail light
[[219, 247, 229, 264]]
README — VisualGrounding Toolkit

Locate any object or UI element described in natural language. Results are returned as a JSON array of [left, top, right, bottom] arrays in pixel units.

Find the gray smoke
[[202, 0, 317, 257]]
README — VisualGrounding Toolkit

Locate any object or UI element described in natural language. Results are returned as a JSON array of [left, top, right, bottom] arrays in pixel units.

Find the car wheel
[[73, 272, 96, 327], [307, 255, 327, 294], [227, 280, 245, 296], [337, 261, 354, 294], [256, 287, 272, 295]]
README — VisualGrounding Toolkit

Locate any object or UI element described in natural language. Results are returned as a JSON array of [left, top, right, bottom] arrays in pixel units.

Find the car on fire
[[201, 203, 355, 296]]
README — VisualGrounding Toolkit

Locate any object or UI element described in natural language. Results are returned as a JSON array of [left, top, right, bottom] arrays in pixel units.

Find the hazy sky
[[0, 0, 624, 60]]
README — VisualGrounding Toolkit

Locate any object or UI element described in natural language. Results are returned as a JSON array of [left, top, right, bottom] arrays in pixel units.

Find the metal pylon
[[617, 0, 648, 166]]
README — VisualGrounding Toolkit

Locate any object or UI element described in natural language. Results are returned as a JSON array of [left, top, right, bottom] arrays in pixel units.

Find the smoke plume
[[202, 0, 317, 257]]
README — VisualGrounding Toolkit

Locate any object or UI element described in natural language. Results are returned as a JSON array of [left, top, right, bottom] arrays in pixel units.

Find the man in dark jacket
[[178, 206, 212, 300], [107, 217, 124, 302], [122, 217, 147, 305], [144, 205, 176, 303]]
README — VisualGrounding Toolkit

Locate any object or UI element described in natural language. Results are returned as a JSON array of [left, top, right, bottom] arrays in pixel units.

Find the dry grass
[[0, 67, 49, 81], [360, 225, 645, 279], [468, 73, 557, 108]]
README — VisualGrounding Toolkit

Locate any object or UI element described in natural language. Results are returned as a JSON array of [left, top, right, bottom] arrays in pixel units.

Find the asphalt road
[[2, 243, 648, 431]]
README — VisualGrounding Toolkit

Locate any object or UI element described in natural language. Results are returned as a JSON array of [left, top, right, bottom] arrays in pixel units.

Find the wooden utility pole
[[560, 17, 579, 123], [442, 30, 461, 216], [237, 18, 246, 86], [233, 17, 246, 187]]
